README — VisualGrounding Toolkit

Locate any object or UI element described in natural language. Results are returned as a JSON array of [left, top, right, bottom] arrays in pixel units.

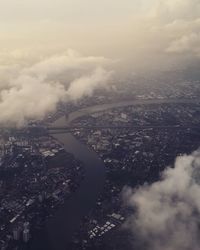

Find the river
[[33, 98, 200, 250]]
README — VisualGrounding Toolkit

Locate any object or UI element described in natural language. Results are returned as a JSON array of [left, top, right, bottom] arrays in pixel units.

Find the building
[[23, 229, 30, 243], [13, 227, 21, 241]]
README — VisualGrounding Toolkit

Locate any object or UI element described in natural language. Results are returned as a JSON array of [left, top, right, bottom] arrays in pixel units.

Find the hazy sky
[[0, 1, 199, 123], [0, 0, 200, 70], [0, 0, 137, 22], [0, 0, 137, 51]]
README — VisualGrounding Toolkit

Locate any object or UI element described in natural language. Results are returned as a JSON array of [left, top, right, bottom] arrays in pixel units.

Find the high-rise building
[[23, 229, 30, 243], [13, 227, 21, 241], [23, 221, 30, 230]]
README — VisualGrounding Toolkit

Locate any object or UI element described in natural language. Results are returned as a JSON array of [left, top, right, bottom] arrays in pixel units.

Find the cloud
[[125, 0, 200, 70], [24, 49, 111, 78], [123, 150, 200, 250], [0, 76, 66, 126], [66, 67, 113, 101], [166, 33, 200, 55], [0, 1, 199, 72], [0, 49, 113, 126], [151, 1, 200, 57], [148, 0, 200, 21]]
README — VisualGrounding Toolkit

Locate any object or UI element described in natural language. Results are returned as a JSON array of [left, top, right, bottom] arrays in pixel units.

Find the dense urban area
[[69, 103, 200, 250], [0, 72, 200, 250], [0, 134, 84, 249]]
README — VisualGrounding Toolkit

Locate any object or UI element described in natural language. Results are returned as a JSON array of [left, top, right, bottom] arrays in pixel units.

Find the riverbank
[[32, 98, 200, 250]]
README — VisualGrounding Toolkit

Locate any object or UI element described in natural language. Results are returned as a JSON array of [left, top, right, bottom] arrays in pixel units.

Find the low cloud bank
[[123, 150, 200, 250], [0, 49, 113, 126]]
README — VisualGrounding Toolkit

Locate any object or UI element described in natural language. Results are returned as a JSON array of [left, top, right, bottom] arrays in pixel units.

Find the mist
[[1, 0, 200, 72], [0, 0, 200, 125]]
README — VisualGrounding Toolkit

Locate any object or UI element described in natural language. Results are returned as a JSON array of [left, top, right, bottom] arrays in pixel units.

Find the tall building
[[23, 221, 30, 230], [23, 229, 30, 243], [13, 227, 21, 241]]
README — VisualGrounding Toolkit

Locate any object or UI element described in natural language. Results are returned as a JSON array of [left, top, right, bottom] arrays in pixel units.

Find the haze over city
[[0, 1, 200, 250], [0, 0, 199, 124]]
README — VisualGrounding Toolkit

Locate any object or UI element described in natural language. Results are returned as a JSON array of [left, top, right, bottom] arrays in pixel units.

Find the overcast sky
[[0, 0, 138, 22], [0, 1, 199, 124], [0, 0, 137, 54], [0, 0, 200, 69]]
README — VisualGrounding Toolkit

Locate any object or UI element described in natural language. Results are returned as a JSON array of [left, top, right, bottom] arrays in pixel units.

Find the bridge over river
[[30, 98, 200, 250]]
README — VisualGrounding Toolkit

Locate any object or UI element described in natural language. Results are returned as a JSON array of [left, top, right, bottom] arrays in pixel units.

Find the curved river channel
[[33, 98, 200, 250]]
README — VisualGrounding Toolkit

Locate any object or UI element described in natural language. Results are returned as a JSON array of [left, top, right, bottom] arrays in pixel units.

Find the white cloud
[[24, 49, 111, 77], [67, 67, 113, 101], [123, 150, 200, 250], [0, 49, 113, 126], [0, 76, 66, 126]]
